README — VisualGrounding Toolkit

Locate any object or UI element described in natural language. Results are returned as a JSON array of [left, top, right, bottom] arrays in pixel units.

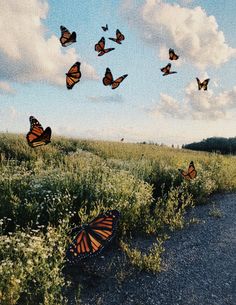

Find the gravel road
[[67, 193, 236, 305]]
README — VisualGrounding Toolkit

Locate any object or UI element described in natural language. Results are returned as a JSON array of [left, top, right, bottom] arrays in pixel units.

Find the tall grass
[[1, 133, 236, 304]]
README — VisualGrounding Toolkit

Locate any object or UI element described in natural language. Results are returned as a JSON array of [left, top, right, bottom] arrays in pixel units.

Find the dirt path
[[67, 193, 236, 305]]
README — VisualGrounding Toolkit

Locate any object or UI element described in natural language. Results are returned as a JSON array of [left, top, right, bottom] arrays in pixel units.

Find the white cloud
[[0, 82, 15, 94], [123, 0, 236, 69], [0, 0, 98, 87], [148, 80, 236, 120], [87, 94, 124, 103]]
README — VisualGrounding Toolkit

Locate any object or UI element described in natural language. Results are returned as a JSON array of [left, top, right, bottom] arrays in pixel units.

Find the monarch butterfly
[[26, 116, 51, 148], [160, 63, 177, 76], [66, 62, 82, 89], [169, 48, 179, 60], [94, 37, 115, 56], [102, 24, 108, 31], [196, 78, 210, 90], [103, 68, 128, 90], [60, 26, 76, 47], [178, 161, 197, 180], [67, 209, 120, 263], [109, 29, 125, 44]]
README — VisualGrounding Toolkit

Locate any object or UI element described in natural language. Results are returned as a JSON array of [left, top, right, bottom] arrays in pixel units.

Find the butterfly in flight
[[120, 138, 124, 142], [66, 62, 82, 89], [160, 63, 177, 76], [109, 29, 125, 44], [178, 161, 197, 180], [26, 116, 51, 148], [95, 37, 115, 56], [102, 24, 108, 31], [169, 48, 179, 60], [60, 26, 76, 47], [67, 209, 120, 263], [103, 68, 128, 90], [196, 78, 210, 90]]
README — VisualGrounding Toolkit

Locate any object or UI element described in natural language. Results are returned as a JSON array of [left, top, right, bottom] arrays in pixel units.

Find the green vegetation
[[1, 133, 236, 304], [183, 136, 236, 154]]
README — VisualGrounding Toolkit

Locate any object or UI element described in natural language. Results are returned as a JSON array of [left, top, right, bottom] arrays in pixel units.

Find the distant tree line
[[182, 137, 236, 155]]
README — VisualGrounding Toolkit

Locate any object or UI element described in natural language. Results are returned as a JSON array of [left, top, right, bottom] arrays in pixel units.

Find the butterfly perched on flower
[[102, 24, 108, 31], [103, 68, 128, 89], [160, 63, 177, 76], [60, 26, 76, 47], [67, 210, 120, 263], [196, 78, 210, 90], [26, 116, 51, 148], [109, 29, 125, 44], [169, 48, 179, 60], [66, 62, 82, 89], [94, 37, 115, 56], [178, 161, 197, 180]]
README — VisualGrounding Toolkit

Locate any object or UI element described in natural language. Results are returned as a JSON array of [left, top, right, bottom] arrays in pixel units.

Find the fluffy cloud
[[148, 80, 236, 120], [124, 0, 236, 69], [0, 0, 98, 87], [0, 82, 15, 94]]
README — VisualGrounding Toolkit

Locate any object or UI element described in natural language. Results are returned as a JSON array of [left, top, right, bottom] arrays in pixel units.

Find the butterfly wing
[[103, 68, 114, 86], [196, 78, 202, 90], [178, 169, 191, 180], [67, 210, 120, 263], [60, 26, 76, 47], [98, 48, 115, 57], [95, 37, 105, 53], [111, 74, 128, 89], [26, 116, 51, 147], [161, 63, 171, 75], [116, 29, 125, 44], [102, 24, 108, 31], [188, 161, 197, 179], [169, 48, 179, 60], [202, 79, 210, 91], [66, 62, 82, 89]]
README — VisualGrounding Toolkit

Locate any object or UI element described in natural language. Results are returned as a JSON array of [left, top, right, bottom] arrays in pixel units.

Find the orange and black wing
[[66, 62, 82, 89], [169, 48, 179, 60], [179, 161, 197, 180], [161, 63, 171, 75], [103, 68, 114, 86], [60, 26, 76, 47], [109, 29, 125, 44], [112, 74, 128, 89], [26, 116, 51, 147], [67, 210, 120, 263], [95, 37, 105, 53], [202, 79, 210, 91]]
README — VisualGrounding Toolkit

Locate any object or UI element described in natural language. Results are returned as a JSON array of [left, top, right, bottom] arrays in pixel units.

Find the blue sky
[[0, 0, 236, 145]]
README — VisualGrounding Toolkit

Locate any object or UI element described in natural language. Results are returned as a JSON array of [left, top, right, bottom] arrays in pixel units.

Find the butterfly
[[67, 209, 120, 263], [196, 78, 210, 90], [120, 138, 124, 142], [109, 29, 125, 44], [160, 63, 177, 76], [94, 37, 115, 56], [103, 68, 128, 89], [178, 161, 197, 180], [102, 24, 108, 31], [169, 48, 179, 60], [26, 116, 51, 148], [60, 26, 76, 47], [66, 62, 82, 89]]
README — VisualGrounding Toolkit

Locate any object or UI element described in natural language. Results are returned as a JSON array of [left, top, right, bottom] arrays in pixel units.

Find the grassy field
[[1, 133, 236, 305]]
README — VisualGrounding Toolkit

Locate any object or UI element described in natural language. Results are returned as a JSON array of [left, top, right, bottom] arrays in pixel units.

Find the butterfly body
[[178, 161, 197, 180], [67, 210, 120, 263], [161, 63, 177, 76], [26, 116, 51, 148], [109, 29, 125, 44], [169, 48, 179, 60], [66, 62, 82, 89], [60, 26, 76, 47], [103, 68, 128, 90], [102, 24, 108, 31], [196, 78, 210, 90], [95, 37, 115, 56]]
